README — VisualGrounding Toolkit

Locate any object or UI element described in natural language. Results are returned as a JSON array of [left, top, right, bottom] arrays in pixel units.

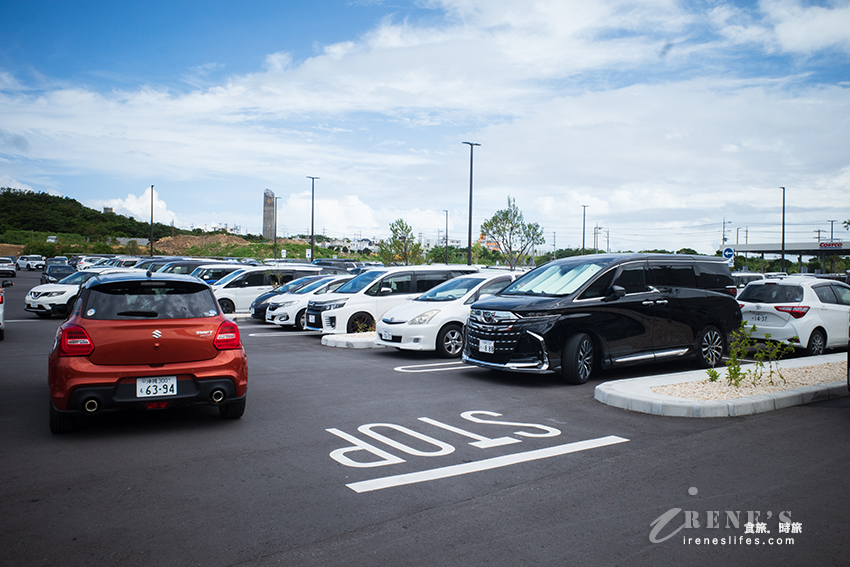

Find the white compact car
[[211, 265, 324, 313], [265, 275, 353, 330], [737, 276, 850, 356], [25, 268, 135, 318], [0, 279, 13, 340], [375, 272, 517, 357], [304, 265, 479, 334]]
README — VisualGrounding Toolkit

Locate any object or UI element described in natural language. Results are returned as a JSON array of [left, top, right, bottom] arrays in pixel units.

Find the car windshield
[[417, 277, 486, 302], [293, 277, 334, 294], [738, 283, 804, 303], [213, 268, 247, 287], [334, 270, 385, 294], [501, 259, 612, 297], [84, 281, 220, 319], [273, 276, 319, 293], [58, 271, 99, 285]]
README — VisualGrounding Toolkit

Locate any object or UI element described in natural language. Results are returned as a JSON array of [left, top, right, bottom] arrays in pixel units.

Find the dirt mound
[[0, 244, 25, 257], [155, 234, 251, 255]]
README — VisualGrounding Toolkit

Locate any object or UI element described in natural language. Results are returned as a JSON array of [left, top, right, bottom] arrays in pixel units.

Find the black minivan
[[462, 254, 741, 384]]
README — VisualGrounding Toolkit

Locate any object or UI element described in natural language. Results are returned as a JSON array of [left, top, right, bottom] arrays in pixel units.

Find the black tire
[[436, 324, 464, 358], [219, 397, 246, 419], [346, 312, 374, 334], [35, 312, 52, 319], [562, 332, 594, 385], [218, 299, 235, 314], [49, 403, 75, 434], [294, 309, 307, 331], [0, 328, 4, 341], [804, 329, 826, 357], [696, 325, 725, 368]]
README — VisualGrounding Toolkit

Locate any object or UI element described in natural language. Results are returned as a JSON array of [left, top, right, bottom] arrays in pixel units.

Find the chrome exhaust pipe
[[83, 398, 99, 413], [210, 389, 226, 404]]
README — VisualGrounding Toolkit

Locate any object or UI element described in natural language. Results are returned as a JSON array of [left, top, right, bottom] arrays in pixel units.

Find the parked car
[[17, 255, 45, 271], [40, 264, 76, 285], [0, 257, 16, 278], [45, 257, 68, 267], [249, 275, 329, 321], [26, 268, 135, 318], [305, 265, 479, 334], [47, 272, 248, 433], [0, 279, 13, 340], [732, 271, 766, 290], [132, 257, 186, 272], [462, 254, 742, 384], [737, 276, 850, 356], [211, 265, 324, 313], [190, 263, 245, 286], [157, 260, 219, 275], [265, 275, 353, 329], [376, 271, 518, 357]]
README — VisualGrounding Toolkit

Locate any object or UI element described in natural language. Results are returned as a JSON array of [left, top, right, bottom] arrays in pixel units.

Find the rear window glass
[[738, 283, 803, 304], [697, 262, 734, 290], [84, 281, 219, 320]]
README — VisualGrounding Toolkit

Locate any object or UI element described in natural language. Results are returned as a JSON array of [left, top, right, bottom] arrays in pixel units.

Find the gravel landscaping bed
[[652, 360, 847, 401]]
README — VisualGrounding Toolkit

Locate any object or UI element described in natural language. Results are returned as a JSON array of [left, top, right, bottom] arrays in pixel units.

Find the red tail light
[[725, 286, 737, 297], [214, 321, 241, 350], [774, 306, 809, 319], [60, 325, 94, 356]]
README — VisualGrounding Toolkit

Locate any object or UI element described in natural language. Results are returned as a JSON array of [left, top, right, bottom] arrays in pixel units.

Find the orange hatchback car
[[48, 272, 248, 433]]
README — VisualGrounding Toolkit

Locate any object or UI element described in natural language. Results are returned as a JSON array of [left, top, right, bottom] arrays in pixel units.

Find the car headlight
[[46, 291, 67, 298], [324, 301, 347, 311], [270, 300, 298, 309], [408, 309, 440, 325]]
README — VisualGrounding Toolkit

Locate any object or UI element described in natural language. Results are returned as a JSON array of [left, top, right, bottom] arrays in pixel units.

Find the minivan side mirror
[[379, 286, 393, 296], [604, 285, 626, 301]]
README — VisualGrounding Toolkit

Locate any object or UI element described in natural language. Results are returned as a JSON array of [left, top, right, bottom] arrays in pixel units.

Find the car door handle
[[642, 300, 655, 306], [656, 300, 668, 305]]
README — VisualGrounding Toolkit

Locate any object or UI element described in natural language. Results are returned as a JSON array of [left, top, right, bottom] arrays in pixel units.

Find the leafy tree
[[480, 196, 545, 270], [377, 219, 423, 265]]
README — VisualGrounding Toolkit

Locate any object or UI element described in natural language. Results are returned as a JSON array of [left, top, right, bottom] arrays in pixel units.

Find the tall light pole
[[779, 187, 786, 272], [307, 176, 319, 261], [149, 184, 154, 257], [462, 141, 480, 265], [443, 209, 449, 264], [274, 195, 281, 258], [581, 205, 588, 255]]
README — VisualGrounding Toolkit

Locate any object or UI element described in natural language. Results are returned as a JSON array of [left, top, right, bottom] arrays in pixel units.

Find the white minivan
[[211, 265, 325, 313], [304, 265, 479, 334]]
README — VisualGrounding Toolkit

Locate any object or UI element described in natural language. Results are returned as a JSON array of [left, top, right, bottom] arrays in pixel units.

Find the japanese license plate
[[479, 339, 495, 354], [381, 330, 393, 341], [749, 314, 768, 323], [307, 313, 317, 324], [136, 376, 177, 398], [29, 303, 39, 309]]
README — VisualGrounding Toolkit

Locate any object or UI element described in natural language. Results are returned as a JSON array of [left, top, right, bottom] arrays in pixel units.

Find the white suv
[[0, 279, 13, 340], [304, 265, 479, 334], [17, 255, 45, 271]]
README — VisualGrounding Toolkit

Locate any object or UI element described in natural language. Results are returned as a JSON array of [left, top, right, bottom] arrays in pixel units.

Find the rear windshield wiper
[[116, 310, 159, 317]]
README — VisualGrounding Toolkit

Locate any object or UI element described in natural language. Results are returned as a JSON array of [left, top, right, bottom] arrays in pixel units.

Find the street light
[[581, 205, 588, 255], [462, 141, 480, 265], [780, 187, 786, 272], [443, 209, 449, 265], [274, 195, 281, 257], [149, 184, 154, 257], [307, 176, 319, 261]]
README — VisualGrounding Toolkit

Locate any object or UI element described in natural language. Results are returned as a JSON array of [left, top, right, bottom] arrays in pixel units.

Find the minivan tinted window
[[502, 258, 613, 297]]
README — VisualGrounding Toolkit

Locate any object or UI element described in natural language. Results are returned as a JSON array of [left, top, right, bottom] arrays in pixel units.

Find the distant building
[[262, 189, 275, 240], [103, 207, 113, 214]]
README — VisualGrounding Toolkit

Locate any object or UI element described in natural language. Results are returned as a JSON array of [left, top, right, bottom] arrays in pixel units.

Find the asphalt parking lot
[[1, 270, 848, 566]]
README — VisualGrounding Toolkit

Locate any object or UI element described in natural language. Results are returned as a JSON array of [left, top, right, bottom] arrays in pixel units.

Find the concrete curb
[[321, 332, 385, 349], [594, 352, 848, 417]]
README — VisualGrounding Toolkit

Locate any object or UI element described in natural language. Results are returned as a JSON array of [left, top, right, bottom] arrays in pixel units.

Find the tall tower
[[262, 189, 275, 240]]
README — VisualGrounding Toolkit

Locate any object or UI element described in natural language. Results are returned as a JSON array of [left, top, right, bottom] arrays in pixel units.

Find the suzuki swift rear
[[48, 272, 248, 433]]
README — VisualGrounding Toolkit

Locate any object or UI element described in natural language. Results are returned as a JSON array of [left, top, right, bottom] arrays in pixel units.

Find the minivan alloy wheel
[[698, 326, 724, 368]]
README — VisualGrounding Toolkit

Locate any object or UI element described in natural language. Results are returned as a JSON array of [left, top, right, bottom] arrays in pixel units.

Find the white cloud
[[0, 0, 848, 255], [87, 186, 180, 226]]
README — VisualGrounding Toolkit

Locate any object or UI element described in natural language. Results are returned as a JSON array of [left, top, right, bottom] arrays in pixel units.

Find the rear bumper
[[51, 377, 246, 415], [49, 349, 248, 411]]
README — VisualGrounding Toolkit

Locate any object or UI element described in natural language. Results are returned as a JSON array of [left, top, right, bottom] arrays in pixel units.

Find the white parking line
[[394, 362, 467, 373], [346, 435, 630, 493]]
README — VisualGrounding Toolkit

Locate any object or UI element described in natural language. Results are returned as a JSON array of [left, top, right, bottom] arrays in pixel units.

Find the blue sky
[[1, 0, 849, 254]]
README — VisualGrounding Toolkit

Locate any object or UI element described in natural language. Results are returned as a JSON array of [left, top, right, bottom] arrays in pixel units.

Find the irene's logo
[[649, 487, 800, 546]]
